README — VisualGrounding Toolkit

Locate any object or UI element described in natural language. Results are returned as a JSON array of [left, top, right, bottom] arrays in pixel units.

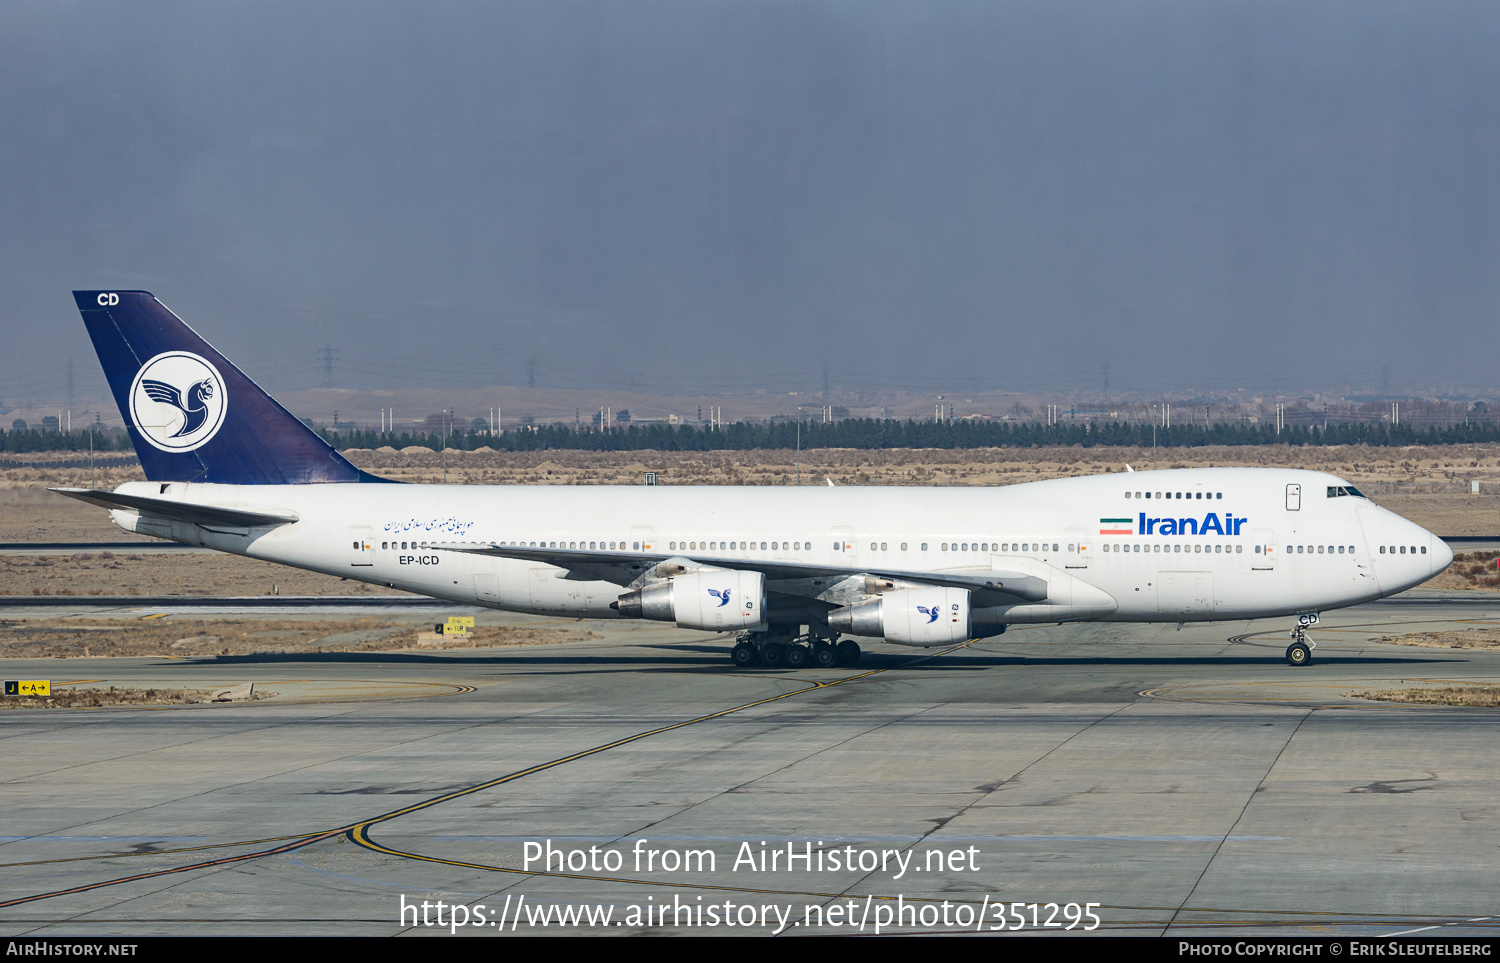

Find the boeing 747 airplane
[[59, 291, 1453, 668]]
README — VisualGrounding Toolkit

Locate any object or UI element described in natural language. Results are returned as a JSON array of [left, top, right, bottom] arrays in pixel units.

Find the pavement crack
[[1163, 708, 1315, 935]]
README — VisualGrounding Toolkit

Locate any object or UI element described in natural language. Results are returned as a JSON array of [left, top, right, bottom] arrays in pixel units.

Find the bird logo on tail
[[140, 377, 216, 437], [128, 352, 228, 452]]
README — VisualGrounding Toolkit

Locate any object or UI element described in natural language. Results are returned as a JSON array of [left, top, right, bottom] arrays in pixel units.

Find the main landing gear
[[1286, 612, 1318, 667], [730, 632, 861, 669]]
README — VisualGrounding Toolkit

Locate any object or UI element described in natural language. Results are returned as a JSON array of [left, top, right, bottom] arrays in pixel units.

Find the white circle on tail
[[128, 351, 228, 452]]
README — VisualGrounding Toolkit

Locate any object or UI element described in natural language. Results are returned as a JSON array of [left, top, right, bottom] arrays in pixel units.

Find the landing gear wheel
[[761, 642, 787, 667], [785, 644, 810, 668], [835, 639, 861, 665], [731, 642, 759, 668], [811, 641, 838, 668], [1286, 641, 1311, 666]]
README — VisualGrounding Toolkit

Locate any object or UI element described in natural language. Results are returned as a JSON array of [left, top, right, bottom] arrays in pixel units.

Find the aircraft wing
[[430, 542, 1049, 603], [50, 488, 299, 531]]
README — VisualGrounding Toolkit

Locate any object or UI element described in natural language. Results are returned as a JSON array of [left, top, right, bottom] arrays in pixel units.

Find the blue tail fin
[[74, 290, 383, 485]]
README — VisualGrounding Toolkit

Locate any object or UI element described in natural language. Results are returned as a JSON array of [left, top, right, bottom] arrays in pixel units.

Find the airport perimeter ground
[[3, 448, 1500, 937]]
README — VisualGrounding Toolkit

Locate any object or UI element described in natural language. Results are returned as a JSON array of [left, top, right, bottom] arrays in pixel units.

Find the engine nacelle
[[827, 587, 972, 646], [614, 570, 766, 631]]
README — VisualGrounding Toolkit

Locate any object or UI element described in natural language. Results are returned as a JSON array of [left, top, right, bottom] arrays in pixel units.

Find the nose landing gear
[[1286, 613, 1318, 666]]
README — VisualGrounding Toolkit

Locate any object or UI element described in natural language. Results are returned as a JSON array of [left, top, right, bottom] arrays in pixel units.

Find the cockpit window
[[1326, 486, 1366, 499]]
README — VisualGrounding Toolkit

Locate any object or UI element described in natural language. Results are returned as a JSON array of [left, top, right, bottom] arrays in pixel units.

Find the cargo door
[[474, 573, 501, 605], [528, 566, 563, 610], [1157, 571, 1214, 616]]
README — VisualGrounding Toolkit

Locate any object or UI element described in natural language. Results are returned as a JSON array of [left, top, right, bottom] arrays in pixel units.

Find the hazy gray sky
[[2, 1, 1498, 405]]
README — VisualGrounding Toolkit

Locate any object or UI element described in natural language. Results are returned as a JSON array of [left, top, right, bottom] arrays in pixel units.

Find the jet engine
[[613, 570, 766, 631], [827, 586, 973, 646]]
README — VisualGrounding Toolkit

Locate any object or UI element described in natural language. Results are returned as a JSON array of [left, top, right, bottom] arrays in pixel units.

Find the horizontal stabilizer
[[430, 542, 1049, 601], [50, 488, 299, 530]]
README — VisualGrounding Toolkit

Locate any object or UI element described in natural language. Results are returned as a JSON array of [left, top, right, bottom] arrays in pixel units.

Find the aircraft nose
[[1432, 536, 1454, 576]]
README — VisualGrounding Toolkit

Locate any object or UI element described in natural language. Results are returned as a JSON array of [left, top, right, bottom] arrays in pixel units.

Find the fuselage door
[[1286, 484, 1302, 511], [630, 525, 655, 552], [1065, 526, 1090, 568], [1250, 528, 1276, 570], [831, 525, 855, 564], [350, 527, 374, 566]]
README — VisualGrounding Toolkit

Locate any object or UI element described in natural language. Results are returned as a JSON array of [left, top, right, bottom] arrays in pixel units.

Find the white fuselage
[[107, 467, 1451, 627]]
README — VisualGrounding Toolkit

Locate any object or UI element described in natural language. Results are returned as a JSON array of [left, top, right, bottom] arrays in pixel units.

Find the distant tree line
[[11, 418, 1500, 456], [0, 427, 132, 454], [315, 419, 1500, 452]]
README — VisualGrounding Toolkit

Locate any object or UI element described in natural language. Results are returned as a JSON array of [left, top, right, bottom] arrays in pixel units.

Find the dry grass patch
[[1, 686, 211, 709], [0, 618, 598, 658], [1351, 686, 1500, 707], [409, 625, 600, 649], [1372, 628, 1500, 649], [1423, 551, 1500, 591]]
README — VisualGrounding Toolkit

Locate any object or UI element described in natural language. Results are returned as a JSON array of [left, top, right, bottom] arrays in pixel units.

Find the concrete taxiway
[[3, 591, 1500, 937]]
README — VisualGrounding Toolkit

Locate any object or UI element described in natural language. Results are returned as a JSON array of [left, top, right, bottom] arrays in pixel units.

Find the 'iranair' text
[[1138, 512, 1247, 536]]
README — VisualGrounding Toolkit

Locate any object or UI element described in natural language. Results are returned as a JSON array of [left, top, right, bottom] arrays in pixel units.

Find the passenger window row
[[660, 540, 1073, 554], [377, 540, 1404, 560], [493, 541, 640, 550], [1126, 491, 1222, 500], [376, 539, 1063, 555], [669, 541, 806, 551], [1106, 543, 1243, 554]]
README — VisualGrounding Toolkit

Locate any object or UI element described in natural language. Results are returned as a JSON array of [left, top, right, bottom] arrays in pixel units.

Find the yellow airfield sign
[[4, 680, 51, 697]]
